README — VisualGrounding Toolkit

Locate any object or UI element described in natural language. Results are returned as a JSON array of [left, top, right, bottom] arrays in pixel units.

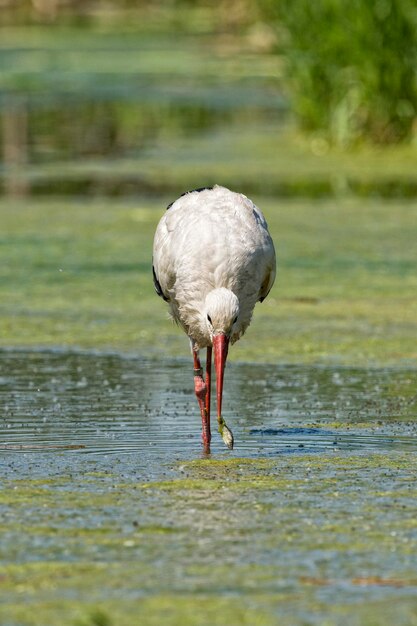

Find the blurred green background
[[1, 0, 417, 364]]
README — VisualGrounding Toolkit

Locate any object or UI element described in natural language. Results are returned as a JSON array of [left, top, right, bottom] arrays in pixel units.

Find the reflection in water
[[0, 350, 416, 469]]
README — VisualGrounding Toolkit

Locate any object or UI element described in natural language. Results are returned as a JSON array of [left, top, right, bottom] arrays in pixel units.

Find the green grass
[[1, 195, 416, 365]]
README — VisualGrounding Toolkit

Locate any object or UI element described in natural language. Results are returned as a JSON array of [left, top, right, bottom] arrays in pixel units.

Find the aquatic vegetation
[[1, 196, 416, 366], [1, 451, 417, 625], [1, 10, 416, 626], [1, 351, 417, 625]]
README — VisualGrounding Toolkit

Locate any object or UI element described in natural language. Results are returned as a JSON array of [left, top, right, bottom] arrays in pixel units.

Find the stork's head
[[204, 288, 239, 339], [204, 288, 239, 449]]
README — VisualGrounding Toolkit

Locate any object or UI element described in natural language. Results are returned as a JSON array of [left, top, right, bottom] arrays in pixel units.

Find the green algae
[[2, 596, 285, 626], [1, 353, 417, 625], [1, 196, 417, 366], [2, 450, 417, 625]]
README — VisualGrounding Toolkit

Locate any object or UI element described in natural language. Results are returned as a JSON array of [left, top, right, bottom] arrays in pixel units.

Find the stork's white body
[[153, 185, 276, 349], [152, 185, 276, 450]]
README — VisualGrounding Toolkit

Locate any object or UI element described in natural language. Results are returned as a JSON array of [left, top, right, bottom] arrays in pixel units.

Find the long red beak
[[213, 333, 229, 420]]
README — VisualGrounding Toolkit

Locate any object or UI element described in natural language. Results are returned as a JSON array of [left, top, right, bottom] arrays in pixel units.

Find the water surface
[[1, 350, 416, 626], [1, 349, 416, 477]]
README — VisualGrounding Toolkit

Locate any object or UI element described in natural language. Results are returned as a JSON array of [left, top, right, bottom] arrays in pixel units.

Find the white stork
[[152, 185, 276, 451]]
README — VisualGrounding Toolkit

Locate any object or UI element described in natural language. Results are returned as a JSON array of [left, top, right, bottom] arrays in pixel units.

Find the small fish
[[218, 417, 234, 450]]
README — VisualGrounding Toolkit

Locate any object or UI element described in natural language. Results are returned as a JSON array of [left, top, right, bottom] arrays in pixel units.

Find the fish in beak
[[213, 333, 234, 449]]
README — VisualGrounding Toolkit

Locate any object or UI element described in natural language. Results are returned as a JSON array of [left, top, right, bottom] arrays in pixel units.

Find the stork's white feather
[[153, 185, 276, 349]]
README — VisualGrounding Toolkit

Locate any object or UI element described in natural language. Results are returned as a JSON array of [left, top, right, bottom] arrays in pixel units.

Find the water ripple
[[1, 350, 416, 476]]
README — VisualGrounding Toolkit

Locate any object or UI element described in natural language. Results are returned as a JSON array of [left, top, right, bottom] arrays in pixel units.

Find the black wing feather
[[152, 265, 169, 302], [166, 186, 213, 211], [258, 267, 274, 303]]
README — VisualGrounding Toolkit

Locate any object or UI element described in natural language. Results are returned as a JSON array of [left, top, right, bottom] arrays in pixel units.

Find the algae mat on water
[[1, 196, 417, 365], [1, 454, 417, 626], [1, 350, 417, 626]]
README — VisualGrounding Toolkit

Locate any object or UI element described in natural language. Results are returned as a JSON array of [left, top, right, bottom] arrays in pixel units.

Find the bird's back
[[153, 185, 275, 344]]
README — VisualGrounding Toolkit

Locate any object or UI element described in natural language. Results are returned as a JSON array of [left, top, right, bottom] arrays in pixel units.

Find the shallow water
[[1, 349, 416, 475], [1, 350, 417, 626]]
